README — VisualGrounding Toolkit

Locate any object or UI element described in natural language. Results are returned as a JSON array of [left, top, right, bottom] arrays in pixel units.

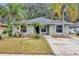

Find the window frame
[[20, 25, 27, 33], [41, 26, 47, 32], [56, 25, 62, 33]]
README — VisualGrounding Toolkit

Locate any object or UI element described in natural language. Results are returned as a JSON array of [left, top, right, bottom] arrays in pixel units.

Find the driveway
[[44, 35, 79, 56]]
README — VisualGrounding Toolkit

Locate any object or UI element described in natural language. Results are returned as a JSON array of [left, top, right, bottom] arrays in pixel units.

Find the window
[[56, 25, 62, 33], [41, 26, 46, 32], [21, 25, 27, 33]]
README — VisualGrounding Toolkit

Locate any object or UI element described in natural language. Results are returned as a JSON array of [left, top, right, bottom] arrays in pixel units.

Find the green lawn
[[0, 38, 54, 55], [70, 34, 79, 38]]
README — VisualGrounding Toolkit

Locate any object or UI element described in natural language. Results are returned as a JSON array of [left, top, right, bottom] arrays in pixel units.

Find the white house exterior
[[12, 17, 73, 35]]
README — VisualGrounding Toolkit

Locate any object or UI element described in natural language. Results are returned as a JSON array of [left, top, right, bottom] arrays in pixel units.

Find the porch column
[[63, 24, 64, 35], [12, 24, 14, 36], [19, 25, 21, 33], [55, 24, 56, 35]]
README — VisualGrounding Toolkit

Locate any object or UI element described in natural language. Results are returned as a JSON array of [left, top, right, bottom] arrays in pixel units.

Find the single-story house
[[12, 17, 73, 35], [74, 22, 79, 33]]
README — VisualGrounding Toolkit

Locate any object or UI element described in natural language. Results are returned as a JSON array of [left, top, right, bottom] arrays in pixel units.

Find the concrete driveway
[[45, 36, 79, 56]]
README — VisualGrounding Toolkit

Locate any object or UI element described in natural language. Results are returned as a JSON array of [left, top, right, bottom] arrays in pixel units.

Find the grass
[[70, 34, 79, 38], [0, 38, 54, 55]]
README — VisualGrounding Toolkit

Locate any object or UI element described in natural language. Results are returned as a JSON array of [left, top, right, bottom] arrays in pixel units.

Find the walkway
[[45, 35, 79, 56]]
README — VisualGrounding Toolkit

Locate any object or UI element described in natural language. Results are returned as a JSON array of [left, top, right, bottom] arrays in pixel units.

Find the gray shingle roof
[[28, 17, 52, 24], [14, 17, 52, 25], [14, 17, 73, 25], [51, 20, 73, 25]]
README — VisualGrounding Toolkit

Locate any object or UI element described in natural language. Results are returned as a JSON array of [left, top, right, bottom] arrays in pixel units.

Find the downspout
[[62, 4, 66, 36], [74, 22, 76, 34], [62, 8, 64, 36]]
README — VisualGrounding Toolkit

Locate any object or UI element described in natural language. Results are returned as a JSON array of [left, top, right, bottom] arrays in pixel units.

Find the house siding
[[64, 25, 69, 34], [12, 25, 19, 35], [75, 27, 79, 32], [27, 25, 34, 34], [49, 24, 55, 35], [12, 25, 34, 35], [12, 24, 71, 35]]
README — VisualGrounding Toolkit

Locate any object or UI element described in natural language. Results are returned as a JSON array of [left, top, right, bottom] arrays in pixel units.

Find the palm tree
[[48, 3, 78, 22], [5, 4, 26, 36], [0, 5, 8, 23], [6, 4, 25, 21], [48, 3, 64, 20], [66, 4, 77, 22]]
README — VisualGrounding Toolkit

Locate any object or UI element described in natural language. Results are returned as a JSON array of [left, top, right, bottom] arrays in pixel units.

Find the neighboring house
[[12, 17, 73, 35], [74, 22, 79, 33], [0, 23, 7, 34], [69, 22, 79, 34], [68, 24, 75, 34]]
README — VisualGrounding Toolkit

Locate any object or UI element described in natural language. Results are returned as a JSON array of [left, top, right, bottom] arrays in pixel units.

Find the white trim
[[20, 25, 27, 34], [56, 25, 63, 35], [19, 25, 21, 33]]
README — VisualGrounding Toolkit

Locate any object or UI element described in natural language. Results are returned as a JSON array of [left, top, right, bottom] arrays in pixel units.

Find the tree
[[66, 4, 77, 22], [48, 3, 78, 22], [48, 3, 64, 20], [0, 4, 8, 23], [4, 4, 26, 36], [6, 4, 26, 21], [26, 3, 50, 19]]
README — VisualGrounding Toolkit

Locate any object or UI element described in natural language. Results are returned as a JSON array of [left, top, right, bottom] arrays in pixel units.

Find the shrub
[[77, 33, 79, 36], [3, 29, 12, 37], [34, 33, 40, 39], [0, 34, 3, 40], [76, 31, 79, 36], [25, 33, 34, 38], [13, 32, 21, 37]]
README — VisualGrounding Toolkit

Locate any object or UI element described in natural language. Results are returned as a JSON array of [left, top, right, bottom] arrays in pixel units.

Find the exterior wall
[[69, 27, 75, 34], [12, 24, 71, 35], [75, 27, 79, 32], [49, 24, 70, 35], [12, 25, 19, 35], [12, 25, 34, 35], [64, 25, 70, 34], [27, 25, 34, 34], [49, 24, 55, 35]]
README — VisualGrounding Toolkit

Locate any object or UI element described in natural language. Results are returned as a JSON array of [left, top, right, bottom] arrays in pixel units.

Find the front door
[[34, 25, 48, 35], [35, 26, 39, 34]]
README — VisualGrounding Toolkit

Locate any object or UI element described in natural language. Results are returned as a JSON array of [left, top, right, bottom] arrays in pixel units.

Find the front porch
[[12, 24, 50, 36], [34, 25, 49, 35]]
